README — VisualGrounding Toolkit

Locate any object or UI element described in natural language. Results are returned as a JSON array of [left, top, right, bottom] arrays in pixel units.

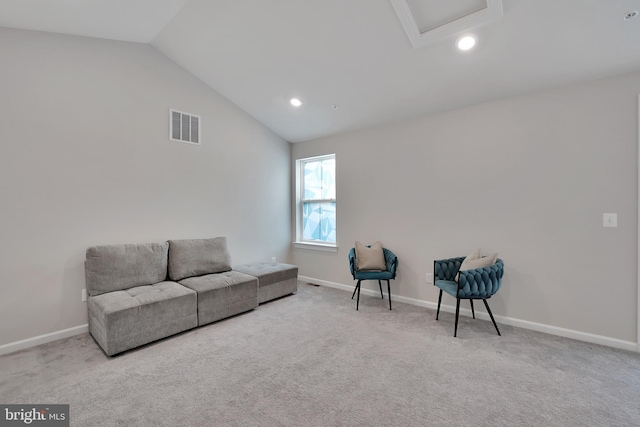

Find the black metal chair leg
[[387, 280, 391, 310], [378, 280, 384, 299], [351, 280, 359, 299], [356, 280, 361, 311], [436, 289, 443, 320], [483, 299, 501, 336], [470, 299, 475, 319], [454, 298, 461, 337]]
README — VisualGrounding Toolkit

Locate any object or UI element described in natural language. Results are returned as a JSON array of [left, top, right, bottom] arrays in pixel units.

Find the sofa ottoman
[[85, 242, 198, 356], [233, 262, 298, 304]]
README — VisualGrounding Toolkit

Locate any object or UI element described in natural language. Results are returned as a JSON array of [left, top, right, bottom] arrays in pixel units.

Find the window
[[295, 154, 336, 248]]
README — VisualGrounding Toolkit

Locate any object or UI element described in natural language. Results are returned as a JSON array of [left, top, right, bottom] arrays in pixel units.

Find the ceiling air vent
[[170, 109, 200, 145]]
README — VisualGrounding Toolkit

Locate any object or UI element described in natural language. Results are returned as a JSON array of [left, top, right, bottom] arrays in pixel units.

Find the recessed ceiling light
[[457, 35, 477, 51], [290, 98, 303, 107], [624, 10, 638, 20]]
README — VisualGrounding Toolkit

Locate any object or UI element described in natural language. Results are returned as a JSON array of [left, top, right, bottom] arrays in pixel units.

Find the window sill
[[293, 242, 338, 253]]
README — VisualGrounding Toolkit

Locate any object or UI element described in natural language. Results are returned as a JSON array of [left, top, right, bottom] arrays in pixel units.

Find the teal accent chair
[[348, 247, 398, 311], [434, 257, 504, 337]]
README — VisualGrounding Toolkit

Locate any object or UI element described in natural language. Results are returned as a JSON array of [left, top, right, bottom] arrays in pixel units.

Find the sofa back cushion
[[85, 242, 169, 296], [168, 237, 232, 281]]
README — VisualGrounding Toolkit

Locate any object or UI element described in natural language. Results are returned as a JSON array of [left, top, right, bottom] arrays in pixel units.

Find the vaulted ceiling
[[1, 0, 640, 142]]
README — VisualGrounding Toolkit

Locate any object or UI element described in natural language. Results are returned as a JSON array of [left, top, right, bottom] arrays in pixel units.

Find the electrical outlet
[[81, 289, 87, 302], [426, 273, 433, 284], [271, 257, 276, 262]]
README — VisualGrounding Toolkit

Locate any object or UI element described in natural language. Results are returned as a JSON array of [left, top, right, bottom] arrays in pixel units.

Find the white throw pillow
[[355, 241, 387, 271], [456, 250, 497, 280], [465, 248, 482, 262]]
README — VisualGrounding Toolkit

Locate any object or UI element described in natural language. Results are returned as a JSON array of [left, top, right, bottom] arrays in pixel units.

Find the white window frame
[[294, 154, 338, 252]]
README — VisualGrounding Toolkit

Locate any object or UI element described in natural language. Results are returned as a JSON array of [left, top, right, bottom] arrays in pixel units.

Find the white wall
[[0, 27, 291, 347], [292, 71, 639, 344]]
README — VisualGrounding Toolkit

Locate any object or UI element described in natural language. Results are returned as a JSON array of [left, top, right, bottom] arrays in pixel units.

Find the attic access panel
[[390, 0, 503, 48]]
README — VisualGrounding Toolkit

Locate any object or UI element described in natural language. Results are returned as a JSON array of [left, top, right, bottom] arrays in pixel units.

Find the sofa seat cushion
[[178, 271, 258, 326], [88, 281, 197, 356], [233, 262, 298, 304]]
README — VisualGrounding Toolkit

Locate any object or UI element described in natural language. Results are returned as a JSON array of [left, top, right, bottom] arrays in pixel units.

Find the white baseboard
[[0, 324, 89, 356], [299, 276, 638, 353]]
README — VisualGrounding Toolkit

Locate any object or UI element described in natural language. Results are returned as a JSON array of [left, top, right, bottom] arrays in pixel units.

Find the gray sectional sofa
[[85, 237, 297, 356]]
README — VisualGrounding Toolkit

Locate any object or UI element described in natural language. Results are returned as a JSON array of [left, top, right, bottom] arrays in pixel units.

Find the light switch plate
[[603, 213, 617, 228]]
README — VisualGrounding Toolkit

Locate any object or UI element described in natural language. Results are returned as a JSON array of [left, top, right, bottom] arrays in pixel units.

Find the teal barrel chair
[[433, 257, 504, 337], [348, 247, 398, 311]]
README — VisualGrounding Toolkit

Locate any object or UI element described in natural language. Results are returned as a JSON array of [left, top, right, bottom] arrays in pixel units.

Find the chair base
[[352, 279, 391, 311], [436, 289, 501, 337]]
